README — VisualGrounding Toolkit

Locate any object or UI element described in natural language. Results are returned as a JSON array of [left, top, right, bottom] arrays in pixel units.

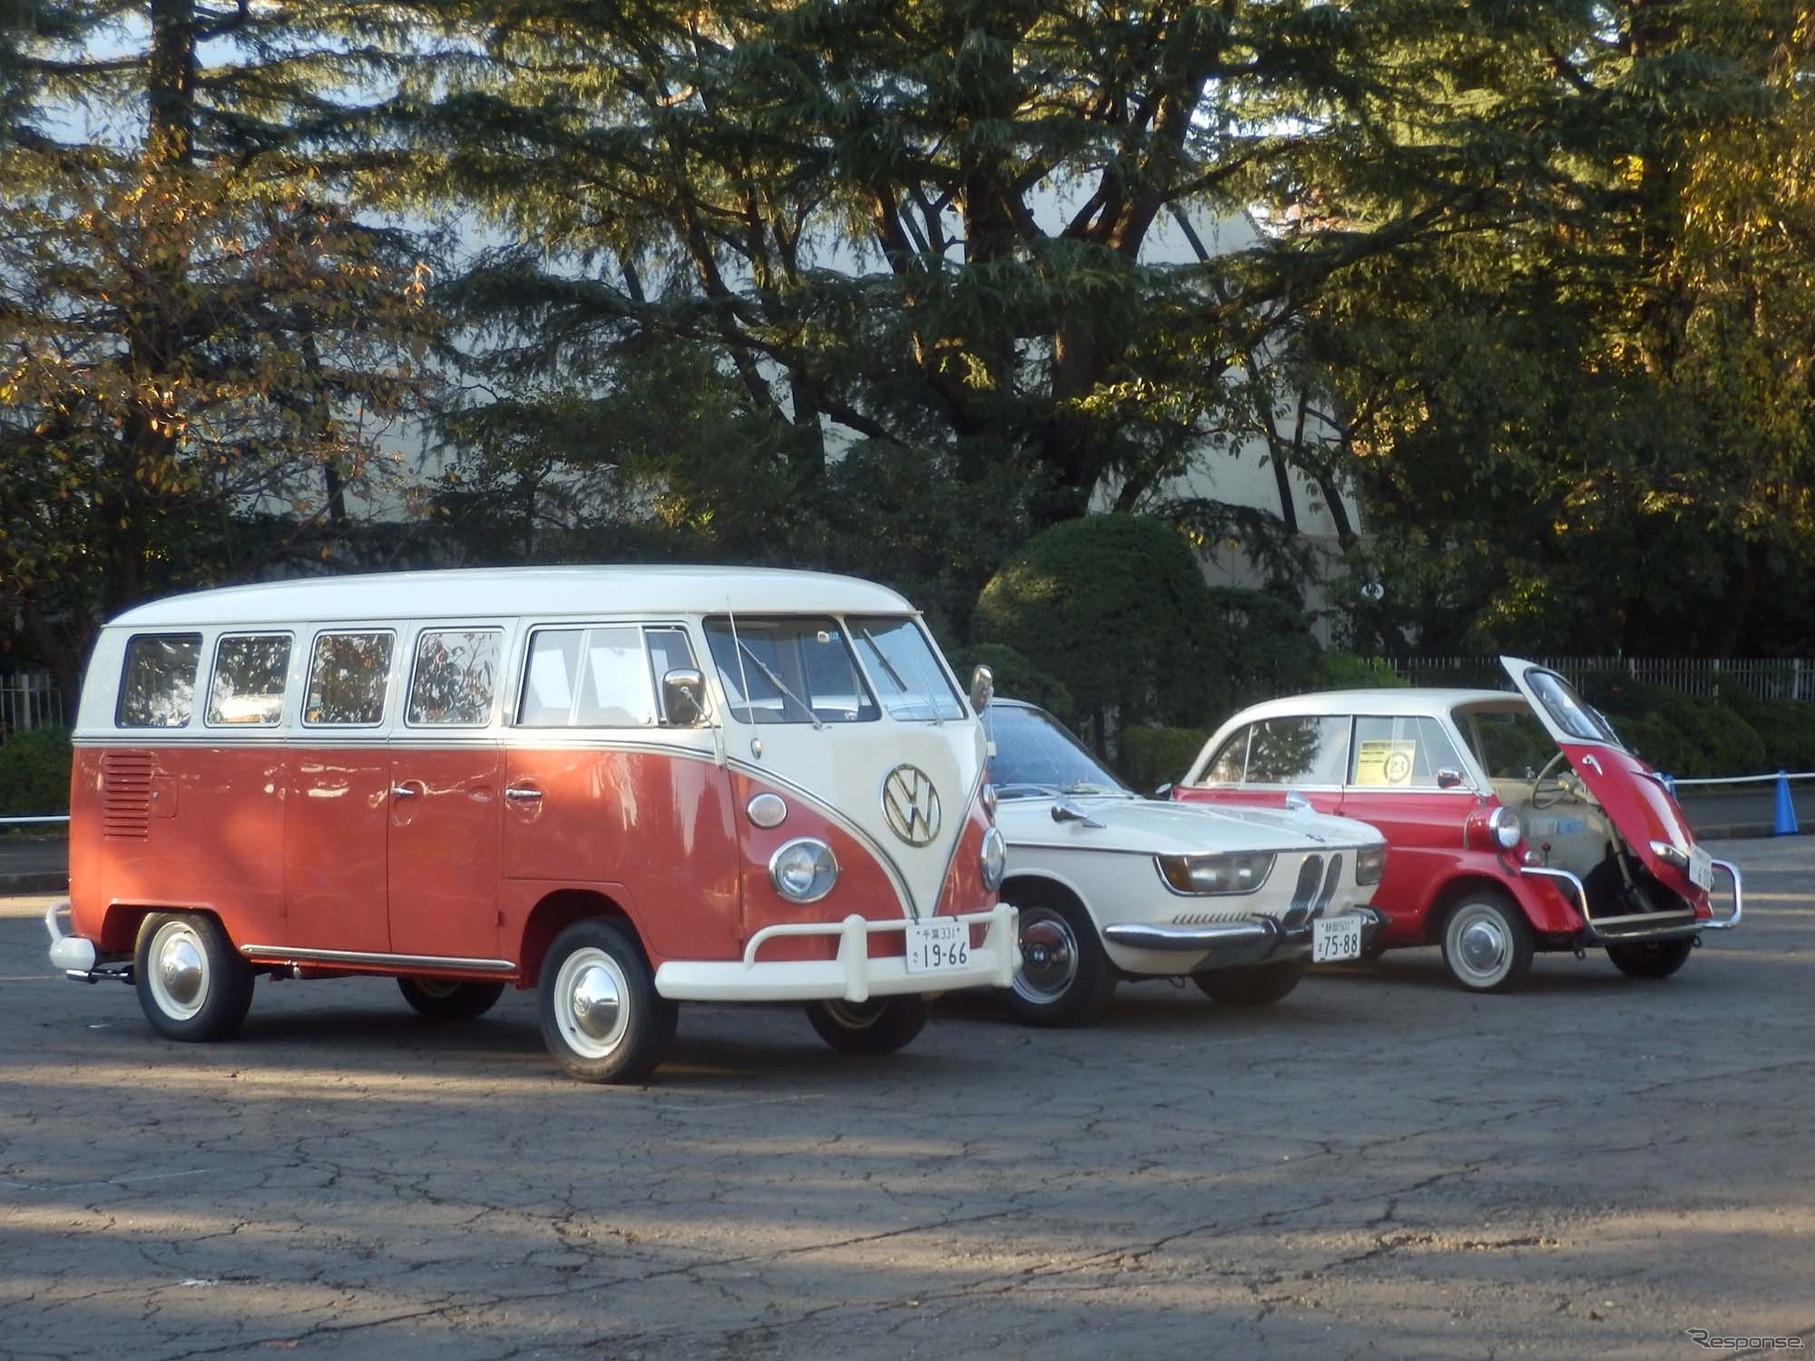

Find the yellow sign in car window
[[1354, 738, 1417, 787]]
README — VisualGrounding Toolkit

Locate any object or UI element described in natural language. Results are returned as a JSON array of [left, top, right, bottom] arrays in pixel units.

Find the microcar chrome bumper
[[1104, 906, 1386, 954], [652, 903, 1017, 1003], [44, 902, 100, 980], [1520, 858, 1742, 943]]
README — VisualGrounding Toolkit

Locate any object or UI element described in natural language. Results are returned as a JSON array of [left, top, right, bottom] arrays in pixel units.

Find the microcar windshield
[[988, 703, 1130, 797]]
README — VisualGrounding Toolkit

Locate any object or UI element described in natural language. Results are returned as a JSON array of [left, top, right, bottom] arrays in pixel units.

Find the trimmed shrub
[[1121, 725, 1211, 794], [944, 643, 1076, 723], [1313, 651, 1409, 691], [972, 516, 1223, 734], [0, 727, 72, 815], [1577, 674, 1765, 778]]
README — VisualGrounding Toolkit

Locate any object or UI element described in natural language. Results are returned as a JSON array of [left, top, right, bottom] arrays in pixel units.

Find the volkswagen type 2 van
[[1172, 657, 1741, 991], [44, 566, 1016, 1082]]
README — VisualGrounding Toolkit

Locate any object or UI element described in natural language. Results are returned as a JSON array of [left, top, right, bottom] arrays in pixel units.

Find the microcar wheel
[[1605, 938, 1694, 980], [804, 995, 929, 1055], [133, 912, 255, 1042], [1193, 957, 1308, 1007], [1002, 887, 1115, 1027], [538, 920, 676, 1084], [398, 976, 506, 1021], [1440, 893, 1534, 992]]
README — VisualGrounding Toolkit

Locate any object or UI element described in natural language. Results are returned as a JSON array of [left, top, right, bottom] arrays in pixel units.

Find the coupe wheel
[[1605, 937, 1694, 980], [1440, 892, 1534, 992], [1193, 957, 1308, 1006], [538, 919, 676, 1083], [804, 996, 929, 1055], [133, 912, 255, 1042], [398, 976, 506, 1021], [1003, 888, 1115, 1027]]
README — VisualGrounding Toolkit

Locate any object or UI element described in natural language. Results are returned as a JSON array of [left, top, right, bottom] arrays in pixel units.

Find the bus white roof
[[104, 565, 918, 630]]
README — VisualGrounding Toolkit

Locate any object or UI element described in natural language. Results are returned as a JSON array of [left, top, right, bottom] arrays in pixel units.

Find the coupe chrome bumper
[[1104, 906, 1386, 954]]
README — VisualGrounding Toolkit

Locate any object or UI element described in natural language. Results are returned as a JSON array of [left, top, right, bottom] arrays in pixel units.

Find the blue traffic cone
[[1773, 771, 1799, 837]]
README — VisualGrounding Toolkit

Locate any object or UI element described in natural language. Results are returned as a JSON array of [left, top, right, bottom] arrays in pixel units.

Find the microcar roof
[[1212, 687, 1529, 729], [103, 565, 916, 630]]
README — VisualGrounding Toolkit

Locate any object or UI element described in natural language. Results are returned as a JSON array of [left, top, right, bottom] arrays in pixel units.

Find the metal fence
[[1, 671, 65, 736], [1390, 656, 1815, 703]]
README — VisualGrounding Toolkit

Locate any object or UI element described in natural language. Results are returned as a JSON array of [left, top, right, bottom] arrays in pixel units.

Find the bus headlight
[[980, 826, 1007, 891], [770, 838, 839, 903]]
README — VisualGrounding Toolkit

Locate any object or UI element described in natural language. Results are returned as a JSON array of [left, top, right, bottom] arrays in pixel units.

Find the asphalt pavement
[[0, 836, 1808, 1359]]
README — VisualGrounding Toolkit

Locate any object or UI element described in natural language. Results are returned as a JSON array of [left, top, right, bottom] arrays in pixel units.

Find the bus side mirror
[[969, 664, 994, 715], [661, 668, 708, 726]]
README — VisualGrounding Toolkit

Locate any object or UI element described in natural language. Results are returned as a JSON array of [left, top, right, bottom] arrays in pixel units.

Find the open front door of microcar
[[1500, 655, 1741, 940]]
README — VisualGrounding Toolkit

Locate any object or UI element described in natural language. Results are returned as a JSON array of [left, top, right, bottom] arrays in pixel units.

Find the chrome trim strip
[[240, 945, 515, 972], [1104, 919, 1277, 951]]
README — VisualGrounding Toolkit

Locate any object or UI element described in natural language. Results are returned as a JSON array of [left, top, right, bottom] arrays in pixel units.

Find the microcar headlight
[[1356, 845, 1387, 885], [769, 838, 839, 903], [1157, 852, 1275, 895], [980, 826, 1007, 891], [1487, 805, 1522, 850]]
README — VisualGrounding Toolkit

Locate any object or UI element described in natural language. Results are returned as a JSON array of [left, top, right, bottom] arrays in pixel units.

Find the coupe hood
[[995, 794, 1382, 856]]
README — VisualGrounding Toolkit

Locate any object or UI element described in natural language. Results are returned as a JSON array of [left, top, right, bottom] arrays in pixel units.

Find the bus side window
[[406, 629, 502, 726], [118, 633, 203, 728], [304, 631, 395, 726], [207, 634, 291, 727]]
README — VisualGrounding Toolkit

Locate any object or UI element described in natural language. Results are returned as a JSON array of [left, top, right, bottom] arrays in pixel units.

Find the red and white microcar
[[1173, 657, 1742, 991], [44, 566, 1016, 1081]]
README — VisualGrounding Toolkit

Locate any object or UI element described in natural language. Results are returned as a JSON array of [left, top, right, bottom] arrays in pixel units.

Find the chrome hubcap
[[554, 947, 630, 1058], [1015, 910, 1079, 1003], [570, 963, 622, 1041], [148, 923, 210, 1020], [1450, 905, 1512, 984]]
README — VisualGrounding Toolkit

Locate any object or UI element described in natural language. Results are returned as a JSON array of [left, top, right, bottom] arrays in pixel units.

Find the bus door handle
[[505, 786, 544, 803], [390, 784, 419, 799]]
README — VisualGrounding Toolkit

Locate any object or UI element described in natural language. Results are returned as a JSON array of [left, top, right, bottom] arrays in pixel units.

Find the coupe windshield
[[988, 703, 1129, 797]]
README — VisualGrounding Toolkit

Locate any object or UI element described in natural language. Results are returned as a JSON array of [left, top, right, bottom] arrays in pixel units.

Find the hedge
[[0, 727, 72, 816]]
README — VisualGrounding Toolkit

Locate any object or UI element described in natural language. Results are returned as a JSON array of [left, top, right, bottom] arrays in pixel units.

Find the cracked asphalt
[[2, 836, 1810, 1360]]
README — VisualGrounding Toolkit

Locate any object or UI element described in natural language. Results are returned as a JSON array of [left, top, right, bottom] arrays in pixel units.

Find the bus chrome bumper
[[44, 902, 103, 980], [653, 903, 1018, 1003]]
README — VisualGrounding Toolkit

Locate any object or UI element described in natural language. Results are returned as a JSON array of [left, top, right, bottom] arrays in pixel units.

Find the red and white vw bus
[[44, 566, 1015, 1082]]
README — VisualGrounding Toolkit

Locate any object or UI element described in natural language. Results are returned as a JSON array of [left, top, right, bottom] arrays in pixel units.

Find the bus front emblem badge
[[882, 765, 941, 847]]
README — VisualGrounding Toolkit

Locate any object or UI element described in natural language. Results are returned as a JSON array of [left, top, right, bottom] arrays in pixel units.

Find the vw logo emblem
[[881, 764, 942, 847]]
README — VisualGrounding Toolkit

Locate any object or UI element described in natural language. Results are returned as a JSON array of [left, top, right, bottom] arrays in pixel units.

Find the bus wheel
[[397, 977, 506, 1021], [805, 996, 928, 1055], [134, 912, 255, 1042], [538, 920, 676, 1083]]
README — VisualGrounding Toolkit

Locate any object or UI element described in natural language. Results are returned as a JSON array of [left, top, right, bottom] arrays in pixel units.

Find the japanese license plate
[[1313, 915, 1363, 963], [906, 919, 971, 974], [1688, 845, 1714, 892]]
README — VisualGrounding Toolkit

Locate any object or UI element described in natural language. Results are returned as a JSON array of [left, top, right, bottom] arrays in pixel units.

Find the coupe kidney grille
[[101, 752, 154, 839]]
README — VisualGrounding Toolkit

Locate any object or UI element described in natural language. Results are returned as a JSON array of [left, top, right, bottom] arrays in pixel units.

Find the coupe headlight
[[769, 838, 838, 903], [980, 825, 1007, 891], [1356, 845, 1387, 885], [1157, 852, 1275, 895], [1487, 805, 1522, 850]]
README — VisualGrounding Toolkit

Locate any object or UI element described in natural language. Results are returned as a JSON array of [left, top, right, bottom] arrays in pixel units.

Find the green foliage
[[1313, 652, 1408, 690], [1577, 673, 1766, 778], [944, 644, 1075, 724], [1717, 682, 1815, 772], [1120, 726, 1212, 795], [972, 516, 1222, 740], [0, 726, 70, 815]]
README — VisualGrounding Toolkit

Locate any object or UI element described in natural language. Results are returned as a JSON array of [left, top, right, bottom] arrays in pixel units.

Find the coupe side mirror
[[1436, 768, 1467, 789]]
